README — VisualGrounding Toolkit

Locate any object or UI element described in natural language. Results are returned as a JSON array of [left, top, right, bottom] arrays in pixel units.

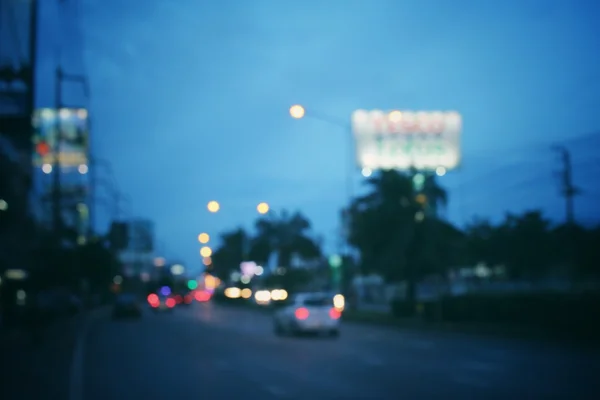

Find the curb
[[68, 305, 111, 400]]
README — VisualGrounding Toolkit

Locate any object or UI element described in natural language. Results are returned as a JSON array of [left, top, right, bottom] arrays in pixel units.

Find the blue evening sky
[[25, 0, 600, 272]]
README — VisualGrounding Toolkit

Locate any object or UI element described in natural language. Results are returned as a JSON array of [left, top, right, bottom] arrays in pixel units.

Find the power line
[[553, 145, 580, 225]]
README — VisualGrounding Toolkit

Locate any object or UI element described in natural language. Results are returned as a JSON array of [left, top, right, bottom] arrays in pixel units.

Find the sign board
[[352, 110, 462, 171], [31, 108, 89, 168]]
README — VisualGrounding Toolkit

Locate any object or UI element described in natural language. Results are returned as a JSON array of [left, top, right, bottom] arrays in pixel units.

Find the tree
[[251, 210, 321, 268], [422, 173, 448, 214], [347, 170, 420, 281], [211, 228, 249, 279], [346, 169, 456, 306], [261, 267, 314, 293], [77, 238, 119, 290]]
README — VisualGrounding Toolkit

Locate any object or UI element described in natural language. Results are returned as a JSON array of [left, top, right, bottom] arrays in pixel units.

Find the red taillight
[[147, 293, 159, 307], [295, 307, 309, 320], [166, 298, 176, 308], [175, 295, 182, 304], [195, 291, 210, 302], [184, 295, 192, 303], [329, 308, 341, 319]]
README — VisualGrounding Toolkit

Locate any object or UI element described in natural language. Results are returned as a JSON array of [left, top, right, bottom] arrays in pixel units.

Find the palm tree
[[422, 173, 448, 216], [347, 169, 451, 307], [250, 210, 321, 269], [211, 228, 249, 279], [348, 170, 417, 280]]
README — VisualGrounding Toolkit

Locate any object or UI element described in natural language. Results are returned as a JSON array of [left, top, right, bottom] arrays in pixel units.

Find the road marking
[[452, 375, 490, 388], [69, 307, 108, 400], [215, 360, 230, 370], [264, 385, 289, 397], [68, 320, 88, 400], [461, 360, 500, 372], [403, 339, 435, 350], [363, 357, 385, 366]]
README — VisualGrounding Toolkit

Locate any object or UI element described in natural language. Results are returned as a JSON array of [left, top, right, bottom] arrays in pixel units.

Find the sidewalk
[[0, 307, 109, 400]]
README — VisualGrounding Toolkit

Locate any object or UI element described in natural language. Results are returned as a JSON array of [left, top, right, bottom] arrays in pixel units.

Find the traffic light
[[36, 141, 50, 156], [187, 280, 198, 290], [328, 254, 342, 269]]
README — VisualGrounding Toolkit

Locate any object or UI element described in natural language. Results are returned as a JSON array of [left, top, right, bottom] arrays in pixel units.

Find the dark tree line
[[212, 170, 600, 301]]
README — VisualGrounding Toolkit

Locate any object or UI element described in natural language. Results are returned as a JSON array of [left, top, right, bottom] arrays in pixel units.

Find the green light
[[328, 254, 342, 269], [187, 280, 198, 290]]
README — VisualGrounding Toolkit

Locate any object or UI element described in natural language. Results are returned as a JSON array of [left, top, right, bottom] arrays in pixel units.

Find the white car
[[273, 292, 342, 337]]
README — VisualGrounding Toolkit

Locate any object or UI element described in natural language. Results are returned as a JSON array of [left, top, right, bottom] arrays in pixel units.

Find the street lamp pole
[[289, 105, 355, 253]]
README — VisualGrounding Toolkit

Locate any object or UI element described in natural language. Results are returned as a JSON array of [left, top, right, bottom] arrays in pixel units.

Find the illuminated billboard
[[31, 108, 89, 168], [352, 110, 462, 171]]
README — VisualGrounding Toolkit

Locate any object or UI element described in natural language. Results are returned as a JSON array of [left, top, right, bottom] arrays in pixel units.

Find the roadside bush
[[390, 299, 415, 317], [392, 292, 600, 338]]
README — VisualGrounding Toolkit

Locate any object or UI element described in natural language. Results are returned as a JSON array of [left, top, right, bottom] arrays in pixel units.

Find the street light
[[202, 257, 212, 266], [170, 264, 185, 276], [257, 202, 269, 215], [198, 232, 209, 244], [289, 104, 305, 119], [288, 104, 355, 257], [288, 104, 354, 200], [207, 200, 220, 213], [200, 246, 212, 258]]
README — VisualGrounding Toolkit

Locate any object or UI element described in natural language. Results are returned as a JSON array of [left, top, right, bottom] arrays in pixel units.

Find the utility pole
[[52, 67, 63, 236], [52, 67, 89, 237], [28, 0, 38, 117], [554, 146, 579, 225]]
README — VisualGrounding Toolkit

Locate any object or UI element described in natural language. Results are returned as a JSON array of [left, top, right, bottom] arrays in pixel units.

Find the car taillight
[[195, 291, 210, 302], [184, 295, 192, 303], [147, 294, 159, 307], [166, 298, 176, 308], [295, 307, 309, 320], [329, 308, 341, 319]]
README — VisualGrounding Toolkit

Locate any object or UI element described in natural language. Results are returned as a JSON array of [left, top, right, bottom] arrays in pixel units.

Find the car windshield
[[302, 297, 333, 307]]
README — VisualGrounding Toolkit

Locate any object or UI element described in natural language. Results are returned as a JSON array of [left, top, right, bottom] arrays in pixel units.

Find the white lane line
[[215, 360, 230, 370], [68, 320, 88, 400], [69, 308, 107, 400], [264, 385, 290, 397], [410, 340, 435, 350], [461, 360, 501, 372], [452, 375, 490, 388], [363, 357, 386, 366]]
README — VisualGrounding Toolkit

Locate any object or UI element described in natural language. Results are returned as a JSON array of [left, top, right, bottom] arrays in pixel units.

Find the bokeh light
[[207, 201, 220, 213], [200, 246, 212, 258], [257, 202, 269, 215], [289, 104, 305, 119], [198, 232, 209, 243]]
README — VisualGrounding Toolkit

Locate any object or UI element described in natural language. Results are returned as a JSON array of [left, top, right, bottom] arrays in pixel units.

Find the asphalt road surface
[[81, 303, 599, 400]]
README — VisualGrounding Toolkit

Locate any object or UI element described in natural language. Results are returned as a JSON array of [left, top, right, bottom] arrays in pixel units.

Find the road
[[80, 302, 599, 400], [1, 313, 85, 400]]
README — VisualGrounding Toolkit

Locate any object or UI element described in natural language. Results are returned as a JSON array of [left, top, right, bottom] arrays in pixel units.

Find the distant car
[[273, 292, 341, 337], [113, 293, 142, 319], [173, 292, 193, 306], [147, 293, 175, 312]]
